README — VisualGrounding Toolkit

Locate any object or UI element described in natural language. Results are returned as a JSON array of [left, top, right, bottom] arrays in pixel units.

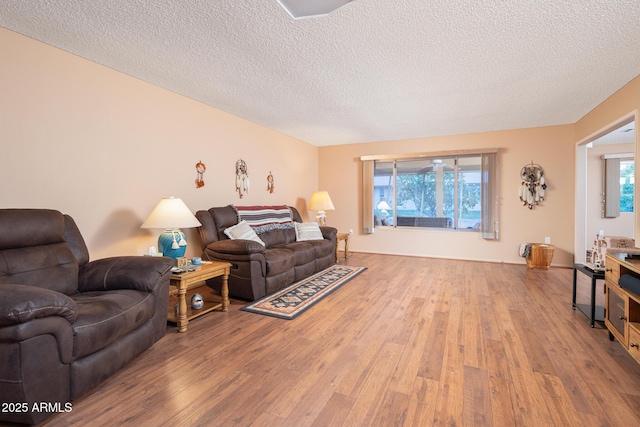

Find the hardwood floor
[[33, 253, 640, 427]]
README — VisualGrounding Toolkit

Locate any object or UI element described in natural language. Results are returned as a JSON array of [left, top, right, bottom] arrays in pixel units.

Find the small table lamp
[[377, 200, 391, 217], [141, 197, 201, 259], [308, 191, 335, 226]]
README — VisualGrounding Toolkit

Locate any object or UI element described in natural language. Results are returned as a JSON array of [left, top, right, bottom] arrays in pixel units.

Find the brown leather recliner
[[0, 209, 174, 425], [196, 205, 337, 301]]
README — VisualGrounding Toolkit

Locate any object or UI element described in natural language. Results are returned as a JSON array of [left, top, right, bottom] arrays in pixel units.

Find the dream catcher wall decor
[[519, 162, 546, 209], [195, 160, 206, 188], [235, 159, 250, 198], [266, 171, 275, 193]]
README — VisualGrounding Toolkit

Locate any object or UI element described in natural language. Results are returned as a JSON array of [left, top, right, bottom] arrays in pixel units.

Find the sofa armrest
[[320, 226, 338, 241], [78, 256, 174, 293], [207, 239, 266, 255], [0, 285, 77, 326]]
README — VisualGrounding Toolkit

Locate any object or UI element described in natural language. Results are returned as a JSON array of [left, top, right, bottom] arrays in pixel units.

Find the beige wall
[[319, 126, 576, 266], [2, 26, 639, 268], [0, 28, 319, 260]]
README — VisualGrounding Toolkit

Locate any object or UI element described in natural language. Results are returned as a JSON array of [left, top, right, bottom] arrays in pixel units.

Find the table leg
[[177, 285, 188, 333], [572, 267, 577, 309], [344, 235, 350, 259], [590, 275, 597, 328], [221, 271, 229, 312]]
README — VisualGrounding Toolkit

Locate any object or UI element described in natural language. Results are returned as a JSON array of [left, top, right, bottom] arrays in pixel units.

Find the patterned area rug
[[240, 265, 366, 320]]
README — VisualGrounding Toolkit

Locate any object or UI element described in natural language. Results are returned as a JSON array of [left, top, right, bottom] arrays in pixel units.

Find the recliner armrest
[[0, 285, 77, 326], [320, 226, 338, 241], [78, 256, 174, 293], [207, 239, 266, 255]]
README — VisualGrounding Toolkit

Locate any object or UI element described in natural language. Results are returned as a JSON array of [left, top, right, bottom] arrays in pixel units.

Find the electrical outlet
[[349, 228, 353, 235], [544, 236, 551, 244]]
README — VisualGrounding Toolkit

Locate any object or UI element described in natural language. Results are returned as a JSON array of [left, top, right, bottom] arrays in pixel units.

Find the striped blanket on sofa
[[233, 205, 295, 234]]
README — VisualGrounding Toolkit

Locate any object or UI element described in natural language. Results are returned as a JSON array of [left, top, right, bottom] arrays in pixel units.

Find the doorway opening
[[576, 113, 637, 263]]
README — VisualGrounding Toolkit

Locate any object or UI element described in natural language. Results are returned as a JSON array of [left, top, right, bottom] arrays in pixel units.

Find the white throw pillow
[[224, 220, 265, 246], [295, 222, 324, 241]]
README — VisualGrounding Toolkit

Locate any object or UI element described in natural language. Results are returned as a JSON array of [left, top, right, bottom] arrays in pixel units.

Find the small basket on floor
[[526, 243, 555, 269]]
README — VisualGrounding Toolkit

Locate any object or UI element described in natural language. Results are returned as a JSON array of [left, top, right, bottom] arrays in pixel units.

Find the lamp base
[[316, 210, 327, 226], [158, 229, 187, 259]]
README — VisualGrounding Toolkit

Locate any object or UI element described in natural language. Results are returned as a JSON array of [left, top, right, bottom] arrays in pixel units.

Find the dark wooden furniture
[[572, 263, 605, 327]]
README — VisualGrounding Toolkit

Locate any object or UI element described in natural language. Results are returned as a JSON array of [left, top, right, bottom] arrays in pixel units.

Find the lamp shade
[[308, 191, 335, 212], [377, 200, 391, 210], [141, 197, 201, 229], [141, 197, 201, 259]]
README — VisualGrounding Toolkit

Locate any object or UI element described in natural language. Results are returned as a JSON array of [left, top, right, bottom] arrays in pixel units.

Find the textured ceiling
[[1, 0, 640, 146]]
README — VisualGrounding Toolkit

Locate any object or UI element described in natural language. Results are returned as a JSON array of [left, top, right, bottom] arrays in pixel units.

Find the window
[[620, 159, 634, 213], [362, 149, 498, 239], [604, 155, 634, 217]]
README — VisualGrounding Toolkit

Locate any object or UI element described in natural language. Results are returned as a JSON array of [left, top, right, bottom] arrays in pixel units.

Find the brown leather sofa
[[196, 205, 337, 301], [0, 209, 174, 425]]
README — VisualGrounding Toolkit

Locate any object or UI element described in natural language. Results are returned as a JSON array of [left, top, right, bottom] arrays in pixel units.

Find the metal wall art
[[195, 160, 206, 188], [519, 162, 546, 209], [235, 159, 250, 198]]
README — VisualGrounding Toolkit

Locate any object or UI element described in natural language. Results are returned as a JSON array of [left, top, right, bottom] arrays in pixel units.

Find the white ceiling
[[1, 0, 640, 147]]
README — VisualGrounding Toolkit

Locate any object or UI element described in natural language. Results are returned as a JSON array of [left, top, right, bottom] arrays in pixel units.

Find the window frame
[[361, 148, 498, 239]]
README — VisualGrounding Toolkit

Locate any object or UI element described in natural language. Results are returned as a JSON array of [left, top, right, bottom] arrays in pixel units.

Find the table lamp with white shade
[[141, 197, 201, 259], [377, 200, 391, 216], [308, 191, 335, 226]]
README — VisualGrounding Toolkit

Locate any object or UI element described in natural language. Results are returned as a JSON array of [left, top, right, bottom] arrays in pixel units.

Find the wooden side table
[[168, 261, 231, 332], [336, 232, 350, 263]]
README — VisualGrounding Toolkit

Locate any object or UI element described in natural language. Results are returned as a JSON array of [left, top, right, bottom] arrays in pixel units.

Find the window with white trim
[[361, 149, 498, 239]]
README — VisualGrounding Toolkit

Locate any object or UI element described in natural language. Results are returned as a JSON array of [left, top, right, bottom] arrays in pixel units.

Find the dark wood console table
[[572, 263, 605, 327]]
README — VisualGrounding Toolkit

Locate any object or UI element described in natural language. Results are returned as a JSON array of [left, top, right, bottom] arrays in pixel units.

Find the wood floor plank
[[487, 376, 520, 427], [462, 365, 493, 427], [341, 342, 405, 426], [405, 377, 439, 427], [310, 392, 355, 427], [33, 253, 640, 427], [534, 372, 586, 427], [416, 311, 448, 381], [432, 291, 464, 427], [388, 316, 430, 395], [371, 389, 411, 427]]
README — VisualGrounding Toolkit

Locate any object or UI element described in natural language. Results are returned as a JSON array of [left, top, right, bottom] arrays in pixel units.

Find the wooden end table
[[168, 261, 231, 332], [336, 232, 350, 263]]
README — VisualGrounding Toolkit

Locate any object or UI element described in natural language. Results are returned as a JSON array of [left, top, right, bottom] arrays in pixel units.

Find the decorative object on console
[[141, 197, 201, 259], [308, 190, 335, 226], [195, 160, 206, 188], [176, 257, 189, 269], [267, 171, 275, 193], [235, 159, 250, 198], [519, 162, 546, 209], [589, 235, 639, 267]]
